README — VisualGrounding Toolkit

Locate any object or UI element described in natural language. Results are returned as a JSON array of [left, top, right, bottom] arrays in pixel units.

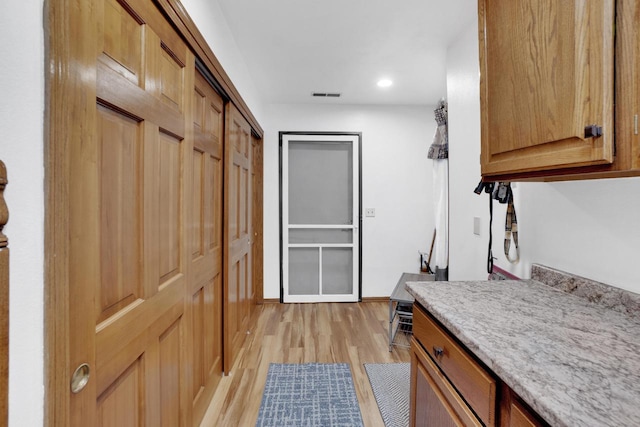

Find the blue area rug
[[255, 363, 364, 427], [364, 363, 410, 427]]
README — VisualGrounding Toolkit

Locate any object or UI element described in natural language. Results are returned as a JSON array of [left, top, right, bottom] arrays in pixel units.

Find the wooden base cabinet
[[499, 384, 546, 427], [410, 304, 547, 427], [410, 339, 481, 427], [507, 402, 541, 427]]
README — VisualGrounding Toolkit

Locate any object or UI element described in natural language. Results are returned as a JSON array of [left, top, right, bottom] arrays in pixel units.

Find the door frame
[[278, 131, 362, 303]]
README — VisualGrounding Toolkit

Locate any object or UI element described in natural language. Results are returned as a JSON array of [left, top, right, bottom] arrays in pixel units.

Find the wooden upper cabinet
[[479, 0, 616, 178], [614, 0, 640, 176]]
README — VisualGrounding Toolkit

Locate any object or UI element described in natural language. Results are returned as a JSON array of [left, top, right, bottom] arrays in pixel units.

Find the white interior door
[[281, 133, 360, 303]]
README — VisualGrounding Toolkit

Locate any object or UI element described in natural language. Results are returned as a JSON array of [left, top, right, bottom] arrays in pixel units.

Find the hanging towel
[[428, 99, 448, 160]]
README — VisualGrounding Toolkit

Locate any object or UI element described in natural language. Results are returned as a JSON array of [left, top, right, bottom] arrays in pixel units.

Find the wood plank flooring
[[199, 302, 411, 426]]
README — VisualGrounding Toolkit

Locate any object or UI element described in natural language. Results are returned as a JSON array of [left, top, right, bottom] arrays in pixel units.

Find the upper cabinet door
[[479, 0, 615, 177]]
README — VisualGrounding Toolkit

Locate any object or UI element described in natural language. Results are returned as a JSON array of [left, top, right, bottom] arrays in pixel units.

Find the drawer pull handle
[[433, 346, 444, 358]]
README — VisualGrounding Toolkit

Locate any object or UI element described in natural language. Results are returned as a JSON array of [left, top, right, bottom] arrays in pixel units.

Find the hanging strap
[[487, 189, 494, 274], [504, 187, 520, 263]]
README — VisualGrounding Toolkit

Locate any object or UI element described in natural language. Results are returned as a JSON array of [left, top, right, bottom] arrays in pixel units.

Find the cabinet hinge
[[584, 125, 603, 139]]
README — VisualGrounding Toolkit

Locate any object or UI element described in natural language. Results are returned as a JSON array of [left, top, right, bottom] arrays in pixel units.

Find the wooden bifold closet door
[[48, 0, 262, 425], [223, 103, 253, 374], [188, 69, 225, 424], [48, 0, 232, 425], [64, 0, 193, 424]]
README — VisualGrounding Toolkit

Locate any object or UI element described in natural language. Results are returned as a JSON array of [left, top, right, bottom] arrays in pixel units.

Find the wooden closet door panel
[[188, 70, 224, 425], [66, 0, 191, 425], [158, 319, 182, 427], [96, 358, 144, 427], [191, 149, 205, 261], [223, 103, 252, 374], [97, 106, 143, 323]]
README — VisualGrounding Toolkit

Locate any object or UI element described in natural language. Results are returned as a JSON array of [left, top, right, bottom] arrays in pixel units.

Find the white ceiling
[[216, 0, 477, 106]]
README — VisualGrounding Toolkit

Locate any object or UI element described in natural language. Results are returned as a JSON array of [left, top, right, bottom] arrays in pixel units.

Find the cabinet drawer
[[413, 304, 497, 426], [411, 338, 481, 427]]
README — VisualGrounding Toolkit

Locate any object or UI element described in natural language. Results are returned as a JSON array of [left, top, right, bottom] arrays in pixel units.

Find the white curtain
[[428, 99, 449, 280]]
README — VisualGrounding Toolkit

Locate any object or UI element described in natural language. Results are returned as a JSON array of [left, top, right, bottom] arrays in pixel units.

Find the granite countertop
[[406, 272, 640, 427]]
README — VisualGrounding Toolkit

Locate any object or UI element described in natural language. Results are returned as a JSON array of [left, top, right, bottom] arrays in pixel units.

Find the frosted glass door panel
[[322, 248, 353, 295], [288, 141, 353, 225], [289, 248, 320, 295]]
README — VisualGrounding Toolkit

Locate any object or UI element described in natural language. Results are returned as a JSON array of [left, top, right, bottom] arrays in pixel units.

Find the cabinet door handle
[[433, 346, 444, 358], [584, 124, 603, 138]]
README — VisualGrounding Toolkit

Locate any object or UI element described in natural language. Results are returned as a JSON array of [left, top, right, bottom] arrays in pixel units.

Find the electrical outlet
[[365, 208, 375, 217], [473, 217, 481, 235]]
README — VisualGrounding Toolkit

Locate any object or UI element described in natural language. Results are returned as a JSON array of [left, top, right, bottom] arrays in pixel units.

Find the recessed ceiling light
[[377, 79, 393, 88]]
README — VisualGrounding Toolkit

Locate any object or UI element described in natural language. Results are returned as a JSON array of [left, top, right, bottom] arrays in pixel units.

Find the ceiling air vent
[[312, 92, 341, 98]]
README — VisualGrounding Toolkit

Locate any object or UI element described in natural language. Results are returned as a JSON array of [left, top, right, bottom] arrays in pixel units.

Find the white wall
[[0, 0, 45, 426], [181, 0, 265, 124], [446, 24, 640, 294], [263, 104, 437, 299], [513, 179, 640, 292], [446, 24, 487, 282]]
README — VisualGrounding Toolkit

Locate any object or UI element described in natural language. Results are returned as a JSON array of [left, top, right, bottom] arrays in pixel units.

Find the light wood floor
[[199, 302, 411, 426]]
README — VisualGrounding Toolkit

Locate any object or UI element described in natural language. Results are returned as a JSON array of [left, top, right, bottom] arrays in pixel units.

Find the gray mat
[[364, 363, 410, 427], [256, 363, 364, 427]]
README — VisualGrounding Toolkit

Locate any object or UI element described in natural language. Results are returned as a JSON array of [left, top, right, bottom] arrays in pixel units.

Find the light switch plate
[[473, 217, 481, 235], [365, 208, 375, 217]]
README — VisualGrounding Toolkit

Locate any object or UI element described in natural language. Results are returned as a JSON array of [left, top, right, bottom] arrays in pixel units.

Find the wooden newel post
[[0, 160, 8, 425]]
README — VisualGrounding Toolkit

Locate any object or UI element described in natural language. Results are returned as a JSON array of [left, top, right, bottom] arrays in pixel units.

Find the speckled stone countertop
[[406, 276, 640, 427]]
